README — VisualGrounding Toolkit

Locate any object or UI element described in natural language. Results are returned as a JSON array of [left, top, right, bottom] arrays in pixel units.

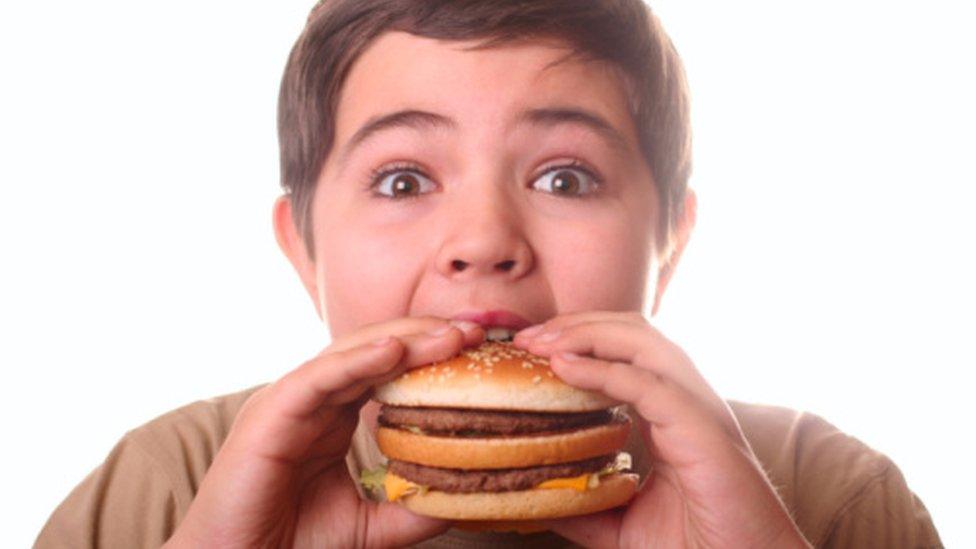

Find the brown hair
[[278, 0, 691, 260]]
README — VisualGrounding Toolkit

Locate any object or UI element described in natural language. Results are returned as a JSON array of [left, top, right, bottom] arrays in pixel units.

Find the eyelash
[[366, 162, 429, 201], [366, 159, 603, 200], [538, 159, 604, 195]]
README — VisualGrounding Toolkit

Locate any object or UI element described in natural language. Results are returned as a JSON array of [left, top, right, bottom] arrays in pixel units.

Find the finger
[[543, 508, 623, 549], [550, 354, 713, 427], [240, 327, 467, 461], [327, 316, 484, 354], [514, 309, 642, 341], [318, 326, 477, 407], [519, 318, 710, 399], [290, 326, 469, 412], [552, 353, 744, 464], [230, 339, 403, 460], [520, 318, 657, 365], [365, 501, 452, 548], [529, 319, 740, 441]]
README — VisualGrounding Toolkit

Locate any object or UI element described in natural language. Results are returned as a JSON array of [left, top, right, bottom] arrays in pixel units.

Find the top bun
[[374, 341, 619, 412]]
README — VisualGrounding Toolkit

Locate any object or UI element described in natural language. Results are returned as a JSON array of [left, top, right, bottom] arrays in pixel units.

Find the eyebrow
[[338, 106, 631, 166], [340, 110, 456, 166], [520, 107, 631, 154]]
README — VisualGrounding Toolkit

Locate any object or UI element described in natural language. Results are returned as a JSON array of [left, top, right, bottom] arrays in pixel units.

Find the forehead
[[332, 31, 639, 158]]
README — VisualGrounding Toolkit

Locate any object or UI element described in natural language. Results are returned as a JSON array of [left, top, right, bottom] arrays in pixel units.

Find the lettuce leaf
[[590, 452, 634, 488], [359, 464, 387, 494]]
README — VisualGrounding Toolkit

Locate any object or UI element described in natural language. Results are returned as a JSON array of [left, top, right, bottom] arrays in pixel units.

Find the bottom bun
[[398, 473, 638, 520]]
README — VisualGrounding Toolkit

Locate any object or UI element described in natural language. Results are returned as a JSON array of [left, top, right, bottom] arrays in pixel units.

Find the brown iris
[[551, 170, 581, 195], [391, 174, 422, 197]]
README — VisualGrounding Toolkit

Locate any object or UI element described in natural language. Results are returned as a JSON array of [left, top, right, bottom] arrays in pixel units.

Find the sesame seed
[[532, 375, 542, 384]]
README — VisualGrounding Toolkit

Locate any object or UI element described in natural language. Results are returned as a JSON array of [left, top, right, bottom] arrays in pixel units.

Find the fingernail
[[518, 325, 545, 338], [428, 325, 453, 336], [449, 320, 479, 332], [558, 351, 581, 361], [536, 330, 561, 343], [373, 336, 394, 346]]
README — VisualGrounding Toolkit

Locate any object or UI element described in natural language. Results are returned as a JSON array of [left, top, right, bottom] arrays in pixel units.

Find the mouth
[[451, 310, 535, 342], [484, 327, 518, 342]]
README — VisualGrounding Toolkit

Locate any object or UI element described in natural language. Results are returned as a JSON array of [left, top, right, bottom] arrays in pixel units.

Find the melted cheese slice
[[384, 472, 593, 501], [535, 473, 591, 492], [385, 473, 418, 502]]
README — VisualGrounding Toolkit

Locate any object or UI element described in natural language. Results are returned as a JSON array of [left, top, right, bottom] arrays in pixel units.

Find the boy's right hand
[[163, 317, 484, 548]]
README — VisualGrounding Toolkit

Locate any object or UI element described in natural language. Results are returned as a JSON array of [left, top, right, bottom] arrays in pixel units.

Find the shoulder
[[128, 384, 266, 453], [729, 401, 942, 547], [126, 384, 267, 492], [36, 384, 267, 548], [729, 400, 891, 487]]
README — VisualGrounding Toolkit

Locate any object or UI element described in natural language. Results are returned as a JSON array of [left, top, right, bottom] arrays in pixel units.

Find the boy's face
[[276, 31, 691, 338]]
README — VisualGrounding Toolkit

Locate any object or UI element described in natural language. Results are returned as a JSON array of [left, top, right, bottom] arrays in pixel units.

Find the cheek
[[316, 219, 426, 335], [543, 211, 655, 311]]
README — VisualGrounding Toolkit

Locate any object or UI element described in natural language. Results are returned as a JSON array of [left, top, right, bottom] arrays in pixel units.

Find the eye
[[531, 162, 601, 198], [370, 164, 437, 200]]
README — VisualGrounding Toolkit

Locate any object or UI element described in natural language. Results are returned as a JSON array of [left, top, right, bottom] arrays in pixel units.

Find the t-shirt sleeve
[[821, 461, 942, 548], [34, 432, 181, 548]]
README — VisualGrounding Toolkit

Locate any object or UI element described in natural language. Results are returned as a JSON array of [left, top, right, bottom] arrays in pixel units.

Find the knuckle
[[431, 326, 464, 349], [235, 385, 268, 420], [274, 366, 308, 396], [389, 316, 450, 339], [353, 316, 444, 343], [448, 325, 467, 343], [415, 315, 448, 328], [627, 315, 651, 333]]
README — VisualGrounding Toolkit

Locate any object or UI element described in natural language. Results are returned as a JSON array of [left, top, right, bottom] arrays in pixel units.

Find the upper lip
[[451, 310, 535, 331]]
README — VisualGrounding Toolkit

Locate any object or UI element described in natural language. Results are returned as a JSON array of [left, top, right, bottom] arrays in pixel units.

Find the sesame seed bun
[[373, 341, 620, 411]]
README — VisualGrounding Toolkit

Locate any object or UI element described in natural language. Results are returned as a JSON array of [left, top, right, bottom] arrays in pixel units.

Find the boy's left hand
[[514, 310, 811, 549]]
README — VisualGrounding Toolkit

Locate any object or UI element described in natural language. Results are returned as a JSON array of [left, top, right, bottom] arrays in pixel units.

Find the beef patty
[[389, 454, 615, 493], [379, 405, 625, 436]]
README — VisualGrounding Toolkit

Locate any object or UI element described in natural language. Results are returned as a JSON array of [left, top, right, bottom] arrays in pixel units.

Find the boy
[[37, 0, 942, 547]]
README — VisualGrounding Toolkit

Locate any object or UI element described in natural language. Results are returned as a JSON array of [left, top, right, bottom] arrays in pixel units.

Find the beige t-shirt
[[35, 385, 942, 548]]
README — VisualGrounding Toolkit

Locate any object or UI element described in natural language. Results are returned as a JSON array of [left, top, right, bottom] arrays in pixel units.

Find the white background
[[1, 1, 972, 546]]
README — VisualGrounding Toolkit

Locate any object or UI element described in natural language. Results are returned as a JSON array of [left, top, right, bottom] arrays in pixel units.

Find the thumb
[[543, 508, 623, 549], [364, 501, 451, 548]]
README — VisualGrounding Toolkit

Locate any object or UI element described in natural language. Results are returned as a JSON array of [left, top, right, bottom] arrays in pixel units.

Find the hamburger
[[361, 333, 638, 524]]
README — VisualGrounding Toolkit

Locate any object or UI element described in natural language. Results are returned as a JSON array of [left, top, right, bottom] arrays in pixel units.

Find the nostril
[[496, 260, 515, 272], [451, 259, 468, 271]]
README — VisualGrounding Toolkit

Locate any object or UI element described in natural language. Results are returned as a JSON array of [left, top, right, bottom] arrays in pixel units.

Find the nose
[[435, 186, 534, 281]]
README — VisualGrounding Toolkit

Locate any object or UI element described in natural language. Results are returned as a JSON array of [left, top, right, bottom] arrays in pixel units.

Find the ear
[[272, 195, 322, 319], [651, 188, 697, 316]]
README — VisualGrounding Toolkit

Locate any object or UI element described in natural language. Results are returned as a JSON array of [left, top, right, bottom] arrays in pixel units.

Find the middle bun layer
[[376, 418, 632, 470]]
